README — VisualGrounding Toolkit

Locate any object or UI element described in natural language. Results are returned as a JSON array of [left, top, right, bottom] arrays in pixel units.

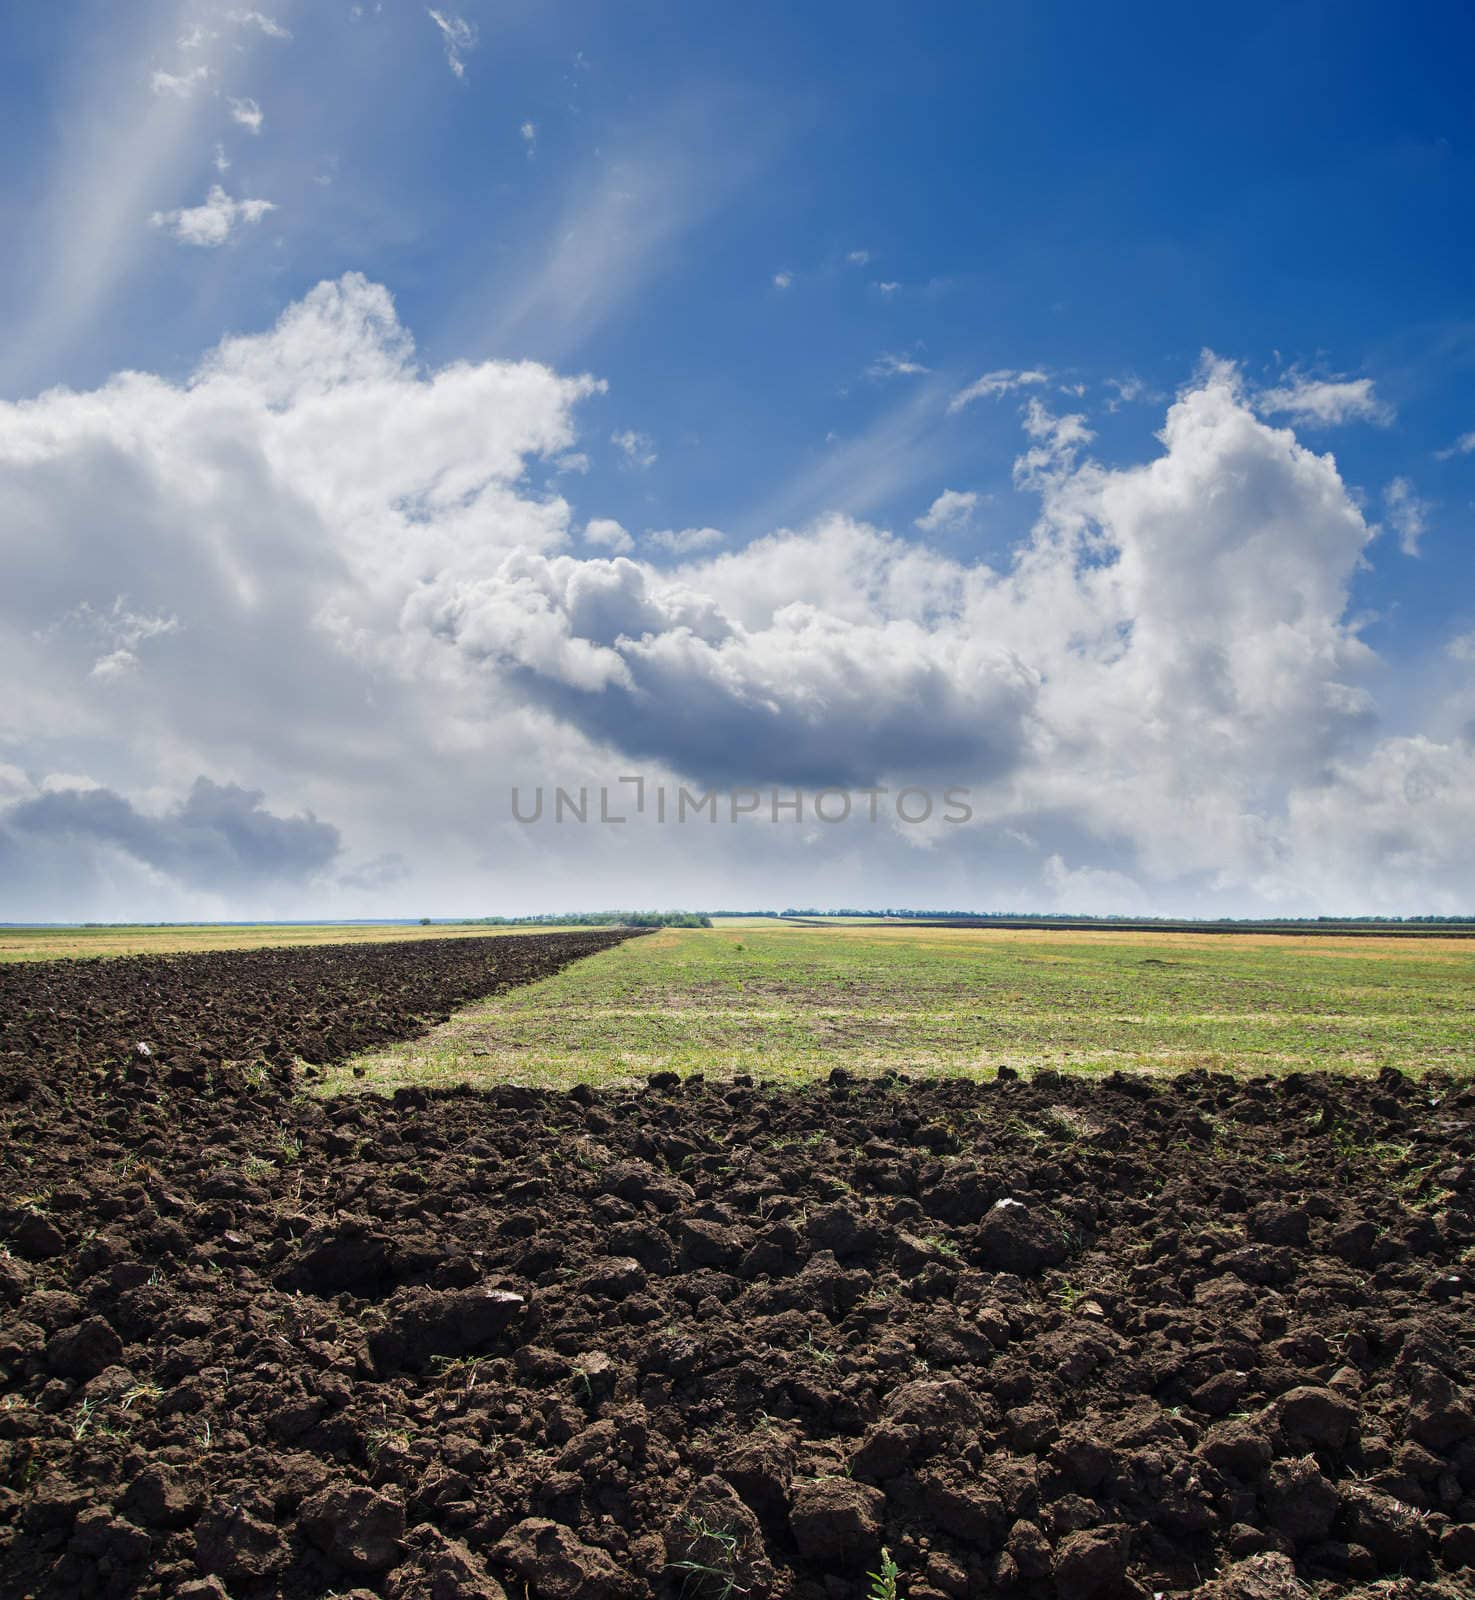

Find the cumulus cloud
[[520, 121, 537, 156], [228, 97, 264, 133], [5, 279, 1474, 916], [915, 489, 978, 533], [427, 9, 477, 78], [434, 365, 1378, 820], [417, 539, 1040, 786], [1043, 853, 1148, 916], [1436, 429, 1475, 461], [1257, 372, 1390, 426], [584, 518, 634, 554], [0, 273, 597, 911], [847, 250, 871, 265], [948, 368, 1047, 412], [1383, 476, 1430, 557], [875, 281, 900, 296], [772, 271, 793, 290], [150, 185, 275, 246]]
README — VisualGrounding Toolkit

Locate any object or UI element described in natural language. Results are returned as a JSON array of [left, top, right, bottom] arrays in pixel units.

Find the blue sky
[[2, 1, 1474, 917]]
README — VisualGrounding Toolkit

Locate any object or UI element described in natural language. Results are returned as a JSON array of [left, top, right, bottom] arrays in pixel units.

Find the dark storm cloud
[[4, 779, 340, 889]]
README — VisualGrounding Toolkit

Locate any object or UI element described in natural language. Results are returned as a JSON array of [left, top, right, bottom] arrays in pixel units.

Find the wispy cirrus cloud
[[427, 9, 477, 79], [482, 93, 773, 360], [869, 351, 931, 379], [948, 368, 1048, 413], [746, 376, 955, 534], [1383, 476, 1431, 557], [647, 526, 725, 557], [611, 429, 657, 469], [1257, 371, 1391, 426], [3, 6, 242, 389], [151, 63, 212, 98], [226, 9, 291, 40]]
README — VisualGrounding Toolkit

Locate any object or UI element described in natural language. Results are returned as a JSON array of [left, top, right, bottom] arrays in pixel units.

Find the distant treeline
[[464, 912, 712, 928], [773, 909, 1475, 925]]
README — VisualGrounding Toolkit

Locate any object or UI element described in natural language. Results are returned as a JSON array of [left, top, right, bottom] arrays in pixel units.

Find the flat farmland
[[4, 926, 1475, 1597], [0, 921, 588, 963], [330, 922, 1475, 1094]]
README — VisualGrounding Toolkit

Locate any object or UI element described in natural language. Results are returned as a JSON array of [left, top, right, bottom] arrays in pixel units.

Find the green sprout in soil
[[667, 1514, 750, 1599], [865, 1547, 901, 1600]]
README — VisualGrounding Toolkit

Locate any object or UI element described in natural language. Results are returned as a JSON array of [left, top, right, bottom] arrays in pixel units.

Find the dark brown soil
[[2, 939, 1474, 1600], [0, 931, 636, 1095]]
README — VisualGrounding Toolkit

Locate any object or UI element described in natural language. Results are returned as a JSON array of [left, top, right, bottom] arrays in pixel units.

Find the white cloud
[[520, 121, 537, 156], [151, 64, 212, 97], [869, 351, 931, 379], [1383, 476, 1430, 557], [1105, 376, 1145, 411], [228, 96, 264, 133], [226, 9, 292, 39], [948, 368, 1048, 413], [772, 271, 793, 290], [1449, 632, 1475, 664], [90, 650, 138, 681], [585, 518, 634, 554], [1043, 853, 1147, 916], [41, 774, 105, 795], [55, 597, 181, 680], [1012, 398, 1095, 487], [1436, 429, 1475, 460], [646, 527, 725, 556], [1257, 372, 1390, 427], [427, 9, 477, 78], [875, 281, 900, 296], [0, 274, 598, 915], [5, 282, 1474, 916], [611, 429, 657, 469], [6, 8, 230, 392], [915, 489, 978, 534], [150, 185, 275, 247], [213, 143, 231, 174], [847, 250, 871, 266]]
